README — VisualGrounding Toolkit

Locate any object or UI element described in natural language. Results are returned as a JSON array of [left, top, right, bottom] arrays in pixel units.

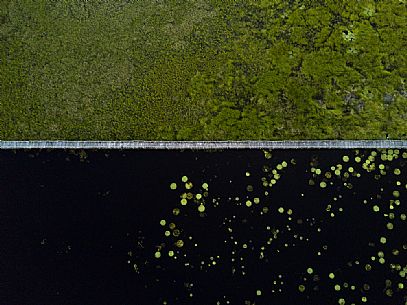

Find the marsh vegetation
[[1, 0, 406, 139]]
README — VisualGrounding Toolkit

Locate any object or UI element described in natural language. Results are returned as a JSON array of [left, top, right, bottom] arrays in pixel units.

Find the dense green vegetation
[[1, 0, 406, 140]]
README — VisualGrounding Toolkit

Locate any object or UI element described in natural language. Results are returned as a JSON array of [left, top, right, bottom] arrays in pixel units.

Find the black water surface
[[0, 149, 406, 305]]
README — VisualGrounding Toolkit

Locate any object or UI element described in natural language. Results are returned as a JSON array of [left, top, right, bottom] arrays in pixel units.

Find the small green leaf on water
[[334, 284, 341, 291], [264, 151, 272, 159], [170, 183, 177, 190], [298, 285, 305, 292], [365, 264, 371, 271], [173, 229, 180, 237], [262, 207, 269, 213], [181, 176, 188, 183], [175, 240, 184, 248]]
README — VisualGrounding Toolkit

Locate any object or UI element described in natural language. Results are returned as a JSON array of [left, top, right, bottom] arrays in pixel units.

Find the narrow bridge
[[0, 140, 406, 149]]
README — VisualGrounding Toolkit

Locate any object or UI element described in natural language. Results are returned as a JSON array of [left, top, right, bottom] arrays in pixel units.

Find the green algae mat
[[1, 0, 406, 140]]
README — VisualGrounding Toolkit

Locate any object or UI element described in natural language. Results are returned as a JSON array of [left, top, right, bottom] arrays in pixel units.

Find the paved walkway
[[0, 140, 406, 149]]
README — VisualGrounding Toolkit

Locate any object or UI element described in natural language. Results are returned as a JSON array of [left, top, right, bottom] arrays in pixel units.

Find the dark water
[[0, 149, 406, 305]]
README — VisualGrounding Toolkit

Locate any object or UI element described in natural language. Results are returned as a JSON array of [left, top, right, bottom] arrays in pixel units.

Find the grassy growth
[[0, 0, 406, 140]]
